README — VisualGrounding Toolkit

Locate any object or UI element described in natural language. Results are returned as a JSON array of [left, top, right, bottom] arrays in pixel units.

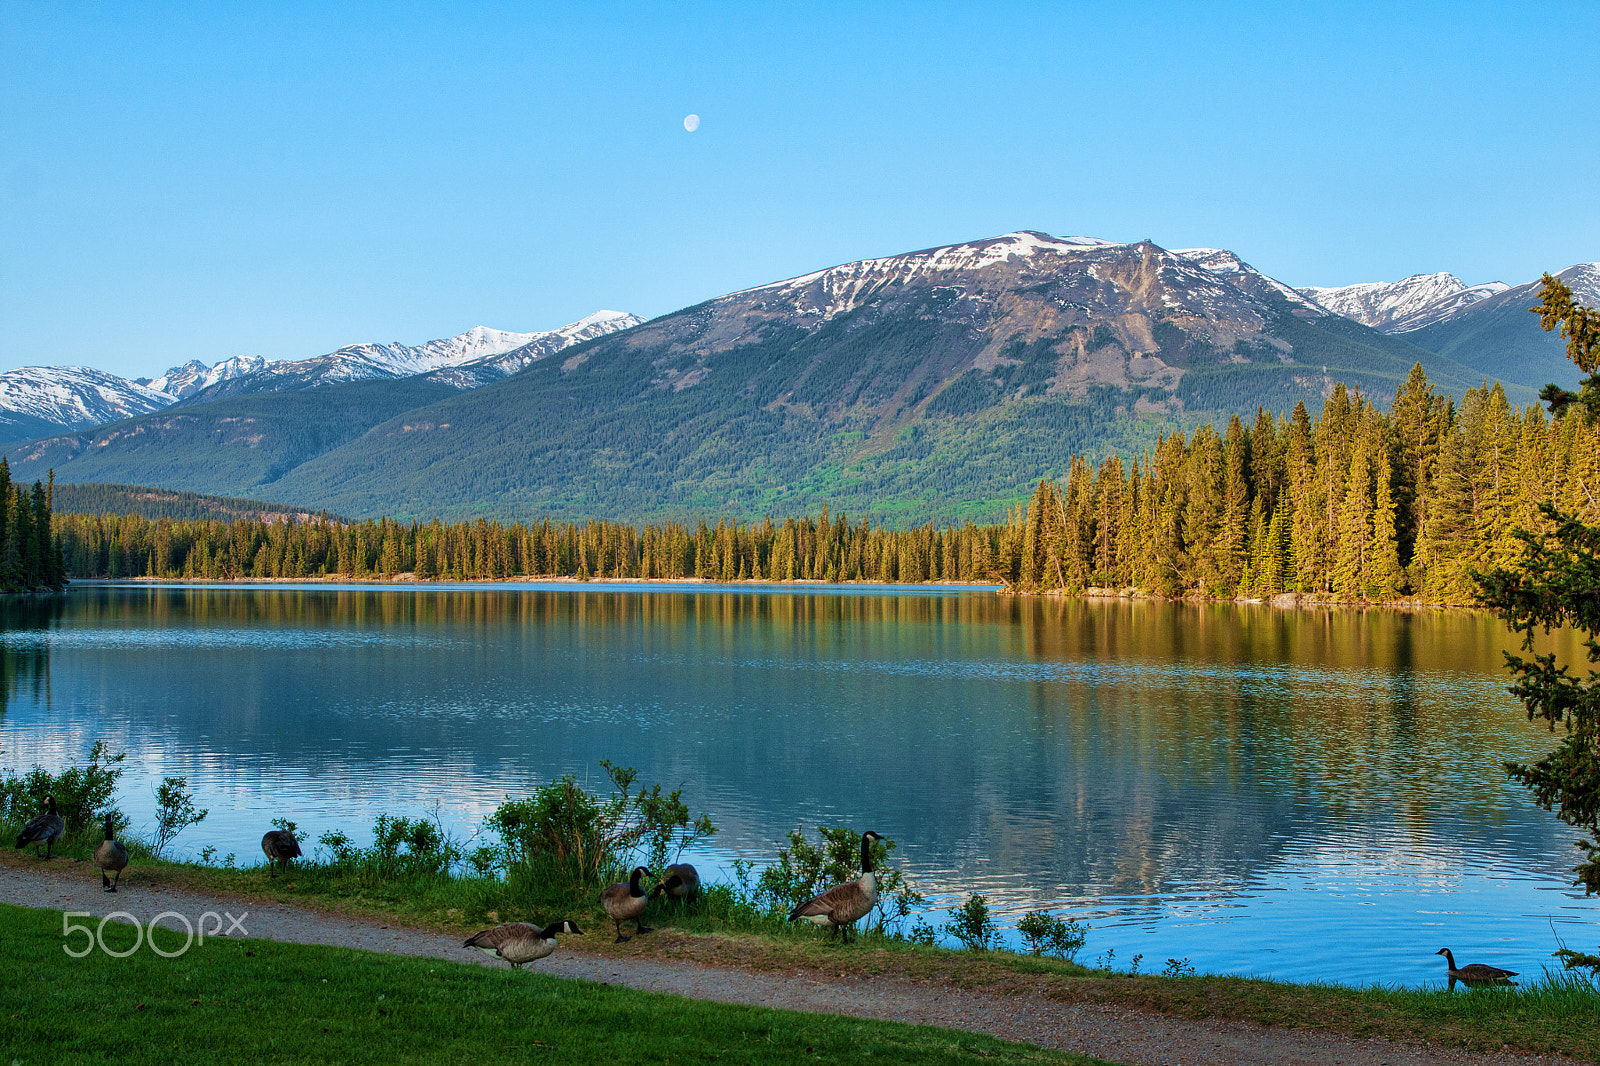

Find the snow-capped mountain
[[179, 311, 644, 403], [2, 230, 1542, 519], [1299, 273, 1510, 333], [0, 311, 644, 441], [1173, 248, 1329, 313], [144, 355, 269, 399], [0, 366, 174, 442]]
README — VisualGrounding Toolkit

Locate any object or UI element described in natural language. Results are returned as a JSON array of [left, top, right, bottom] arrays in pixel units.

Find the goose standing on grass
[[93, 813, 129, 892], [788, 830, 883, 943], [1436, 948, 1518, 988], [261, 828, 302, 877], [15, 797, 65, 859], [655, 862, 700, 902], [463, 920, 583, 969], [600, 866, 654, 942]]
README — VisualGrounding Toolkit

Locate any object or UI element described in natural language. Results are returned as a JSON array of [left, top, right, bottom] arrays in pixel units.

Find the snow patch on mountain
[[1299, 273, 1509, 333], [735, 232, 1120, 306], [1562, 263, 1600, 304], [173, 311, 645, 403], [146, 355, 269, 399], [1173, 249, 1329, 312], [0, 367, 173, 432]]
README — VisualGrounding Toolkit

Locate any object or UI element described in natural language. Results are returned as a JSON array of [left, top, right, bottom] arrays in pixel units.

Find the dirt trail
[[0, 859, 1580, 1066]]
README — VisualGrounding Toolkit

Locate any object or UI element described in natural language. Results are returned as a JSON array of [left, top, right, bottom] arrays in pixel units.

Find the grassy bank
[[4, 843, 1598, 1062], [0, 903, 1114, 1066]]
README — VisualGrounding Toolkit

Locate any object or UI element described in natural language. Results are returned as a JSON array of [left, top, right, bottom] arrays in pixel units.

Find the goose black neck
[[103, 816, 115, 841], [860, 835, 875, 874], [629, 868, 645, 896]]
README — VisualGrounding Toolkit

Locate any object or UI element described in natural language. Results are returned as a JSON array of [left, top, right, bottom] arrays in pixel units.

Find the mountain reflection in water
[[1, 583, 1592, 986]]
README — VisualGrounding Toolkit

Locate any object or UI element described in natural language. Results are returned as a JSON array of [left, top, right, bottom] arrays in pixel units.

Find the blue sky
[[3, 2, 1597, 379]]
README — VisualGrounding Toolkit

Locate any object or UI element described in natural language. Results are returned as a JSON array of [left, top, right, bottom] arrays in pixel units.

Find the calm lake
[[1, 582, 1592, 987]]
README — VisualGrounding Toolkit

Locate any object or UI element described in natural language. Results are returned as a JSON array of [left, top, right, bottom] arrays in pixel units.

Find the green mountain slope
[[6, 379, 453, 499], [51, 482, 337, 522], [1407, 273, 1589, 391], [5, 233, 1533, 525]]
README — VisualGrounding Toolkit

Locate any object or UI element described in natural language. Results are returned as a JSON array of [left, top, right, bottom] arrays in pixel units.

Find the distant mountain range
[[2, 232, 1593, 524], [0, 310, 642, 442]]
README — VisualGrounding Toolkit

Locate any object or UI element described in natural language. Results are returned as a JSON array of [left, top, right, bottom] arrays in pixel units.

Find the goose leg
[[102, 871, 111, 891], [636, 919, 652, 936], [111, 869, 121, 892], [614, 919, 630, 944]]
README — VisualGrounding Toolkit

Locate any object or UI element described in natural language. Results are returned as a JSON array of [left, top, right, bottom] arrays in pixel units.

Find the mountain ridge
[[5, 229, 1531, 525]]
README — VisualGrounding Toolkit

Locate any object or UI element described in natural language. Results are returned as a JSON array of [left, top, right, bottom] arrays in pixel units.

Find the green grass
[[0, 903, 1115, 1066], [7, 835, 1600, 1061]]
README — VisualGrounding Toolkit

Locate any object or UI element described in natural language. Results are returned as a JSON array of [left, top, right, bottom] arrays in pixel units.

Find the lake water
[[1, 582, 1593, 987]]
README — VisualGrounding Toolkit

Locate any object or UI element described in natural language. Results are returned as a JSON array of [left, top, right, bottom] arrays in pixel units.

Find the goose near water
[[463, 920, 583, 969], [16, 797, 65, 859], [655, 862, 700, 901], [261, 829, 302, 876], [1436, 948, 1517, 988], [93, 813, 129, 892], [788, 830, 883, 943], [601, 866, 654, 942]]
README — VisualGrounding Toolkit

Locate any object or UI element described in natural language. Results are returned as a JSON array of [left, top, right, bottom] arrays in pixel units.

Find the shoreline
[[58, 575, 1479, 609], [0, 851, 1583, 1066]]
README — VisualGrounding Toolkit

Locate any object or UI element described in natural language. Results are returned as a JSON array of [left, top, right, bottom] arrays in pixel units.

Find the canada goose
[[788, 830, 884, 943], [463, 920, 583, 969], [15, 797, 65, 858], [261, 829, 302, 877], [654, 862, 700, 901], [93, 813, 129, 892], [600, 866, 654, 942], [1436, 948, 1518, 988]]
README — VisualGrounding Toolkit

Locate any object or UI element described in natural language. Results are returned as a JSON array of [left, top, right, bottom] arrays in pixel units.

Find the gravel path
[[2, 858, 1581, 1066]]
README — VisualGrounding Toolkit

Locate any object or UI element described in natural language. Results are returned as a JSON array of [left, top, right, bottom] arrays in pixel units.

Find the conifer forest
[[49, 365, 1600, 606]]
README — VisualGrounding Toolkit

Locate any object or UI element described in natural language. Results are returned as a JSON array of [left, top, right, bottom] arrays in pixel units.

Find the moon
[[683, 114, 700, 132]]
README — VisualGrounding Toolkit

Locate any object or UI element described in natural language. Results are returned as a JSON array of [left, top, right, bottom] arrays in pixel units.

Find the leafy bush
[[943, 893, 997, 951], [0, 740, 126, 834], [754, 825, 923, 936], [484, 760, 717, 899], [316, 813, 461, 881], [1015, 910, 1088, 961], [151, 775, 208, 858]]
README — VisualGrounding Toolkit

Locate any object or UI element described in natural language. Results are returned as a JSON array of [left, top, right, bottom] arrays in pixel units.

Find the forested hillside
[[11, 233, 1519, 525], [1016, 365, 1598, 602], [0, 461, 66, 591], [54, 364, 1597, 605], [51, 483, 336, 523]]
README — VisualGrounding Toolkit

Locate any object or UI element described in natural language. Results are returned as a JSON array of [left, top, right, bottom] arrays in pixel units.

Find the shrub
[[943, 893, 998, 951], [484, 761, 717, 900], [0, 740, 126, 834], [1016, 910, 1089, 961], [151, 776, 208, 858], [754, 825, 923, 936], [314, 813, 461, 881]]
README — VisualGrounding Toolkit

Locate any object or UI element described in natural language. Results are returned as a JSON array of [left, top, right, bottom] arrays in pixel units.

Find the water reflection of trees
[[39, 587, 1579, 900], [0, 595, 60, 721]]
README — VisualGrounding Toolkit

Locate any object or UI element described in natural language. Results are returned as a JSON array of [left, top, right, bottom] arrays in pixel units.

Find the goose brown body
[[93, 813, 129, 892], [788, 831, 883, 943], [463, 920, 582, 968], [16, 797, 65, 858], [1436, 948, 1517, 987], [658, 862, 700, 901], [261, 829, 302, 876], [601, 866, 654, 942]]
